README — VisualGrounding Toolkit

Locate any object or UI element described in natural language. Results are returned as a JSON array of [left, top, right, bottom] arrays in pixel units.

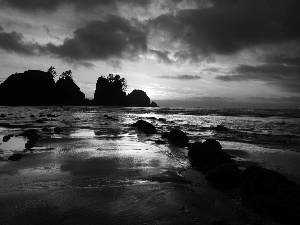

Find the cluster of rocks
[[130, 118, 300, 224], [93, 76, 158, 107], [6, 126, 64, 161], [0, 70, 158, 107], [0, 70, 86, 106]]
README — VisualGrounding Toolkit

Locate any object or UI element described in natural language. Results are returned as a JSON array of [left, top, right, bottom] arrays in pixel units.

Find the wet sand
[[0, 134, 282, 225], [1, 106, 299, 224]]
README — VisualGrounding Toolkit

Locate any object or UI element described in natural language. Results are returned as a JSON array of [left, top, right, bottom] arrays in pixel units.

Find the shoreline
[[1, 106, 299, 224]]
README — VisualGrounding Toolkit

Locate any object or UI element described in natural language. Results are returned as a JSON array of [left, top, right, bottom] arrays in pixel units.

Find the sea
[[0, 106, 300, 224], [1, 106, 299, 181]]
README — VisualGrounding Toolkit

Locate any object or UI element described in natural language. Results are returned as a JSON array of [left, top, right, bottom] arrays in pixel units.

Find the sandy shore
[[0, 134, 282, 225]]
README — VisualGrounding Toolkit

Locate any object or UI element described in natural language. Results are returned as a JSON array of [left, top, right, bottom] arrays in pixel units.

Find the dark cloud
[[44, 16, 147, 62], [0, 26, 38, 55], [216, 62, 300, 93], [0, 0, 151, 12], [157, 75, 201, 80], [150, 0, 300, 61], [149, 49, 173, 64]]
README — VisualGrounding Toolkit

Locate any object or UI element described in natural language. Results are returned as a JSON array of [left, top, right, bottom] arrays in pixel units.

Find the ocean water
[[0, 106, 299, 224], [1, 106, 299, 179]]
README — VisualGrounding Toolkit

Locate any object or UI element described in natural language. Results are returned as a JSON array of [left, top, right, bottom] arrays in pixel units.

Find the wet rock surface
[[188, 139, 232, 172], [8, 153, 22, 161], [205, 163, 242, 189], [162, 129, 189, 147], [240, 166, 300, 224], [131, 120, 157, 134]]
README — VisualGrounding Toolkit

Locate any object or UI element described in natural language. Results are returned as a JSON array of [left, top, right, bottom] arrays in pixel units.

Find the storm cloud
[[0, 26, 39, 55], [216, 62, 300, 93], [44, 16, 147, 62], [0, 0, 151, 12], [150, 0, 300, 61]]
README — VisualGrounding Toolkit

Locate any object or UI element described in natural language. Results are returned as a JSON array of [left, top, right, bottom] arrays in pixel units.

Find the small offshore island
[[0, 67, 158, 107]]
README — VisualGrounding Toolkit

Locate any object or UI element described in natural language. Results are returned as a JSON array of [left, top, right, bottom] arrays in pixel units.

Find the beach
[[1, 106, 299, 224]]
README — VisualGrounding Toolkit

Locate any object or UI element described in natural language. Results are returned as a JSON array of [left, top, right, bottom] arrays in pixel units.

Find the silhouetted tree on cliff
[[60, 70, 73, 80], [47, 66, 57, 78], [94, 74, 128, 106]]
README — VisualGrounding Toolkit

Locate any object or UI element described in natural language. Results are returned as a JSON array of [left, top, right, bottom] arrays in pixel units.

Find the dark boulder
[[155, 140, 166, 145], [240, 166, 300, 224], [127, 90, 150, 107], [162, 129, 189, 147], [188, 139, 232, 172], [94, 130, 103, 135], [54, 127, 63, 133], [25, 139, 36, 149], [150, 101, 159, 107], [8, 153, 22, 161], [2, 134, 13, 142], [158, 118, 167, 122], [131, 120, 156, 134], [0, 113, 5, 117], [205, 163, 242, 189], [241, 166, 293, 198], [215, 125, 228, 131], [18, 129, 41, 140]]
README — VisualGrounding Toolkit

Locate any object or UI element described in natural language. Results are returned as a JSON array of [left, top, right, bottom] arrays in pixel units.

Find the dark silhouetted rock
[[94, 130, 103, 135], [54, 127, 63, 133], [8, 153, 22, 161], [30, 115, 35, 118], [25, 139, 36, 149], [56, 76, 85, 105], [0, 69, 86, 106], [205, 163, 242, 189], [0, 70, 59, 105], [2, 134, 13, 142], [188, 139, 232, 172], [150, 101, 158, 107], [241, 166, 292, 198], [155, 140, 166, 145], [162, 129, 189, 147], [158, 118, 167, 122], [146, 117, 156, 120], [94, 75, 127, 106], [240, 166, 300, 224], [127, 90, 150, 107], [215, 125, 228, 131], [131, 120, 156, 134], [0, 113, 5, 117], [18, 129, 41, 140]]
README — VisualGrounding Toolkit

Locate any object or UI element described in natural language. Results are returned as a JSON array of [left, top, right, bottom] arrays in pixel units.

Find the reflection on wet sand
[[0, 106, 298, 224]]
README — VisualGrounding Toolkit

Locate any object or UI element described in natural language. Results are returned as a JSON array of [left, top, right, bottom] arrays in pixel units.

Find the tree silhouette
[[47, 66, 57, 78], [60, 70, 73, 80], [106, 74, 127, 92]]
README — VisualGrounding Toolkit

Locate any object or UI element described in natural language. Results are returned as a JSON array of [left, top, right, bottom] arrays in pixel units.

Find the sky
[[0, 0, 300, 108]]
